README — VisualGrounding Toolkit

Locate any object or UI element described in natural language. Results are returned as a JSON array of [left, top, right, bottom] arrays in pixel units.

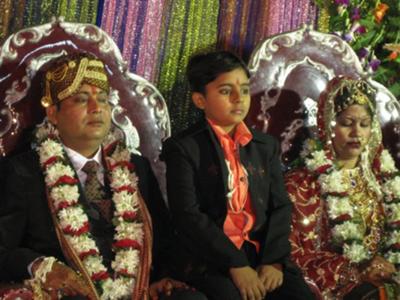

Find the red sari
[[286, 167, 362, 298]]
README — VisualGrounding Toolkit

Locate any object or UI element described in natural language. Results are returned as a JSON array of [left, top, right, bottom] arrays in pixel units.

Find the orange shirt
[[208, 119, 259, 252]]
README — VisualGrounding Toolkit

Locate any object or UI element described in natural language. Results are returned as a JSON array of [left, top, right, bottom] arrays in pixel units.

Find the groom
[[0, 53, 205, 300]]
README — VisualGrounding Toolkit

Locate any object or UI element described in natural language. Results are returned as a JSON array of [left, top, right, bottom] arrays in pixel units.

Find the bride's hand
[[360, 256, 396, 286]]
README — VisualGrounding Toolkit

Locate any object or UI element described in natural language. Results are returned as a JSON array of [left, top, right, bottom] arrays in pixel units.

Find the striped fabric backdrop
[[0, 0, 319, 133]]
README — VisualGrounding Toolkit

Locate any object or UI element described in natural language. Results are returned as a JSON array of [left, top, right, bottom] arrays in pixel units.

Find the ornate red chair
[[0, 18, 170, 298], [246, 26, 400, 299], [246, 25, 400, 169], [0, 17, 170, 182]]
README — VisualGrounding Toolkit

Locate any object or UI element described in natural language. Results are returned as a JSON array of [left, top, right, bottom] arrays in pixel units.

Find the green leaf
[[389, 82, 400, 97], [317, 0, 400, 98]]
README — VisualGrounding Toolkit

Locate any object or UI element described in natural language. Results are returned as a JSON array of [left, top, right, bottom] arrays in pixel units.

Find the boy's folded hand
[[229, 266, 266, 300], [257, 264, 283, 292]]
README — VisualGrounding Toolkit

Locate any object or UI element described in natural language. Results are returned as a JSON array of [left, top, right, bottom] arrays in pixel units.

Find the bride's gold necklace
[[342, 167, 383, 252]]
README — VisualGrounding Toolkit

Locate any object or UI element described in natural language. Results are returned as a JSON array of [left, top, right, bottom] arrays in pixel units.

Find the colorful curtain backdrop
[[218, 0, 317, 61], [156, 0, 219, 132], [0, 0, 98, 40], [100, 0, 165, 83], [0, 0, 318, 134]]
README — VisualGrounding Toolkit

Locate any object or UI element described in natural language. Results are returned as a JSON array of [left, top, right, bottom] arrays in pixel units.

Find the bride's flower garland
[[301, 139, 400, 267], [35, 122, 143, 299]]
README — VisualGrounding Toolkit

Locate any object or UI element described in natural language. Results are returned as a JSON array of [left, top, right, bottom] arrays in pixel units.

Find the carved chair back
[[0, 19, 170, 189], [246, 26, 400, 169]]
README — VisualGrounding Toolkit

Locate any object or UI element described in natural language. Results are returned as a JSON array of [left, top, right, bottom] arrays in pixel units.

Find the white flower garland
[[301, 139, 400, 265], [36, 123, 143, 299]]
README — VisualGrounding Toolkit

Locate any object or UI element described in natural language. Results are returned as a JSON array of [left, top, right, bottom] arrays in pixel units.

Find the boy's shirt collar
[[207, 118, 252, 146]]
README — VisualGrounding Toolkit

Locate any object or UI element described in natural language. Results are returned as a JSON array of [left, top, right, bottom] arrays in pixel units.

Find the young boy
[[161, 51, 314, 300]]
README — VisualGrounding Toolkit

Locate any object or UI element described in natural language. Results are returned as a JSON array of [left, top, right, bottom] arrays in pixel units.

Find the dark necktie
[[82, 161, 111, 222]]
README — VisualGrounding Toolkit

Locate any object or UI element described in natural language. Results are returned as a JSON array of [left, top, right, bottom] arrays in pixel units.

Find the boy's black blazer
[[161, 120, 292, 276]]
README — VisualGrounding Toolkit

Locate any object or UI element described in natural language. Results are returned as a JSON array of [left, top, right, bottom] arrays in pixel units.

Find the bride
[[286, 77, 400, 299]]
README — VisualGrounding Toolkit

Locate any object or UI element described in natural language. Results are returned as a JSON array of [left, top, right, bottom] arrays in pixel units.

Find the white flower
[[115, 221, 143, 242], [100, 279, 114, 300], [101, 277, 133, 300], [326, 196, 353, 219], [83, 256, 107, 276], [305, 150, 328, 171], [383, 176, 400, 199], [332, 221, 363, 242], [101, 130, 122, 150], [39, 139, 64, 164], [45, 162, 75, 185], [66, 235, 98, 253], [50, 185, 79, 207], [385, 251, 400, 264], [58, 206, 88, 231], [111, 147, 131, 163], [385, 230, 400, 247], [319, 170, 348, 194], [35, 123, 59, 142], [110, 167, 136, 188], [384, 203, 400, 223], [113, 191, 138, 213], [380, 150, 398, 173], [112, 249, 140, 274], [106, 146, 131, 168], [300, 139, 318, 158], [130, 173, 139, 187], [131, 192, 140, 208], [343, 242, 370, 263]]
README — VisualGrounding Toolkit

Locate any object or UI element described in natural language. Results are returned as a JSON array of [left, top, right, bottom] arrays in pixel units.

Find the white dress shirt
[[64, 146, 105, 186]]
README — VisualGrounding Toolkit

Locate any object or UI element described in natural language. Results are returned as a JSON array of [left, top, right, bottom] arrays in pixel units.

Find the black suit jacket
[[161, 120, 292, 276], [0, 149, 170, 282]]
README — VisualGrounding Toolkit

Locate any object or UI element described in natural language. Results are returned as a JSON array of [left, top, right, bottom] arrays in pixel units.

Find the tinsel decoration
[[156, 0, 219, 133]]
